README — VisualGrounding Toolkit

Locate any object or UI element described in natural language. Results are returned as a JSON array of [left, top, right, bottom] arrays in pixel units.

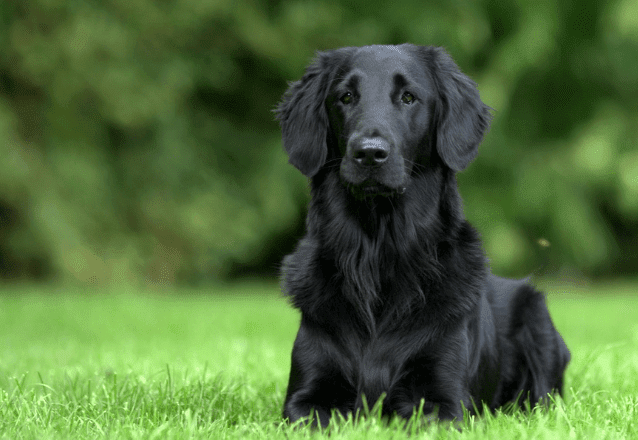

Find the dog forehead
[[352, 46, 416, 70], [349, 45, 424, 83]]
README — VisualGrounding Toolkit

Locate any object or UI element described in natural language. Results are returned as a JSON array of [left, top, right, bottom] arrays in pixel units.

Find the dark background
[[0, 0, 637, 287]]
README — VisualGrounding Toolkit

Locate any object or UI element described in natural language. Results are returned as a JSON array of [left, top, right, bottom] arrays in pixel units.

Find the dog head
[[276, 44, 491, 197]]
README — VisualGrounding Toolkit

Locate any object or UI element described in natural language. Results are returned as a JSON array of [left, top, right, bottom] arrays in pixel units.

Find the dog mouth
[[348, 179, 406, 198]]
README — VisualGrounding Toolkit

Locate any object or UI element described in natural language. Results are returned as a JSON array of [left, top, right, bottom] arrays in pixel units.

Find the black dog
[[276, 44, 569, 426]]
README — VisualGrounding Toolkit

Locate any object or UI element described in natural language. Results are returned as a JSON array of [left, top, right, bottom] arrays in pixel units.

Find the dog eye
[[401, 92, 415, 105], [340, 92, 354, 105]]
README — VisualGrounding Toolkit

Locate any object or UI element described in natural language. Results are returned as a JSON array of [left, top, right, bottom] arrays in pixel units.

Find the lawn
[[0, 280, 636, 439]]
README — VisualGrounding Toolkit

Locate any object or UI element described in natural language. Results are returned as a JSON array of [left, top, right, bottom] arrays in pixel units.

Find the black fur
[[275, 44, 569, 427]]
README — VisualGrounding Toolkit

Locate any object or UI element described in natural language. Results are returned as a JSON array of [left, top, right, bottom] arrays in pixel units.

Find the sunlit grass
[[0, 280, 636, 439]]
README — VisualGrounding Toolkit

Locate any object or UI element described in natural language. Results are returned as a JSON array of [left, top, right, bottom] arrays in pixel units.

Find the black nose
[[352, 138, 389, 166]]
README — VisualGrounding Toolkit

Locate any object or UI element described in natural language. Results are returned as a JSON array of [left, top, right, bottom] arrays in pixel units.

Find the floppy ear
[[275, 52, 337, 177], [424, 47, 492, 171]]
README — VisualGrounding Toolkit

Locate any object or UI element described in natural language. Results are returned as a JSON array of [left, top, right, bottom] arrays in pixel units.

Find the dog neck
[[304, 169, 473, 330]]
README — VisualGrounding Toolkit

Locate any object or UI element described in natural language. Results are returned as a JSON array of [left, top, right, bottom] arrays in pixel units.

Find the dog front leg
[[283, 326, 355, 427]]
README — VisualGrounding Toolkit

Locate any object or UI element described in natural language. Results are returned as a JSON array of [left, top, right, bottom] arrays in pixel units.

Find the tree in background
[[0, 0, 636, 286]]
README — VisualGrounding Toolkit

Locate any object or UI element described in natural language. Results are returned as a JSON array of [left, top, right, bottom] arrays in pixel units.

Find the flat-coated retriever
[[275, 44, 570, 427]]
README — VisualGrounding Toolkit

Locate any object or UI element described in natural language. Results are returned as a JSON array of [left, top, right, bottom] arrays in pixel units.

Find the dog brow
[[393, 73, 409, 89], [343, 71, 361, 91]]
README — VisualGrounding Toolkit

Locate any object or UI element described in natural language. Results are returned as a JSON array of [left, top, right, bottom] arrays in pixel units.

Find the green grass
[[0, 280, 637, 439]]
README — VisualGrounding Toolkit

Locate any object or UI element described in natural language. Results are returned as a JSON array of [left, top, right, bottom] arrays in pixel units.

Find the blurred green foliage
[[0, 0, 637, 285]]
